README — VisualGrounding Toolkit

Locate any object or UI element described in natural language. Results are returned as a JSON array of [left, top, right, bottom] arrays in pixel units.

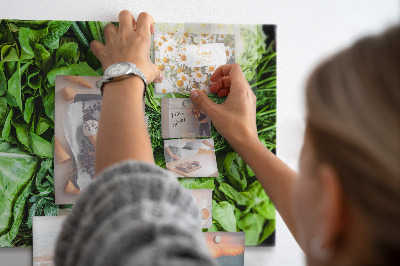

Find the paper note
[[184, 43, 227, 67]]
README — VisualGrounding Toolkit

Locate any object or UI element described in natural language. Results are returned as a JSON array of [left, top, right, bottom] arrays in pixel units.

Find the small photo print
[[189, 189, 212, 228], [204, 232, 245, 266], [33, 216, 66, 266], [54, 75, 102, 205], [164, 138, 218, 177], [161, 98, 211, 139], [154, 32, 235, 94]]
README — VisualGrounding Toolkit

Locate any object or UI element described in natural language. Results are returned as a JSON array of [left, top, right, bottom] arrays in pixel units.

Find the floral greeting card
[[154, 32, 235, 94]]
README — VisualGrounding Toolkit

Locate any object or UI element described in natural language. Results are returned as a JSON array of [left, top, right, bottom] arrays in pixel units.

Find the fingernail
[[190, 90, 199, 100], [155, 72, 164, 83]]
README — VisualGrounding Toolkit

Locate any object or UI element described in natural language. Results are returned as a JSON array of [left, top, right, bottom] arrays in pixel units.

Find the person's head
[[294, 25, 400, 265]]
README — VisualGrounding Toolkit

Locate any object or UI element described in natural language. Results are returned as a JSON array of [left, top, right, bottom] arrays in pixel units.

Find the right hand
[[190, 63, 258, 148], [90, 10, 163, 83]]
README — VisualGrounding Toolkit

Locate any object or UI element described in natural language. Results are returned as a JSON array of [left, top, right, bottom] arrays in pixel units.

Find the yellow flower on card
[[177, 80, 184, 88], [158, 65, 165, 71], [184, 33, 189, 38], [161, 36, 167, 41], [163, 57, 170, 63], [181, 55, 187, 61], [177, 67, 184, 73], [162, 89, 166, 93], [194, 71, 207, 83]]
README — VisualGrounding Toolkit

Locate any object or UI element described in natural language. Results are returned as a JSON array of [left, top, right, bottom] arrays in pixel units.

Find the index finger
[[210, 63, 244, 84]]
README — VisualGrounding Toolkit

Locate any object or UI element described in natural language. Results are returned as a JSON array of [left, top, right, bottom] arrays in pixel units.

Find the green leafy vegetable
[[0, 20, 276, 247], [0, 141, 38, 245], [212, 200, 237, 232]]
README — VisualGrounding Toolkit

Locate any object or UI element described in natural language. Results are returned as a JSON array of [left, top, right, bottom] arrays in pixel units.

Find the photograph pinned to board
[[153, 25, 235, 94], [164, 138, 218, 177], [54, 75, 151, 205], [203, 232, 245, 266], [161, 98, 211, 139], [54, 75, 103, 204], [189, 189, 212, 228], [33, 216, 66, 266]]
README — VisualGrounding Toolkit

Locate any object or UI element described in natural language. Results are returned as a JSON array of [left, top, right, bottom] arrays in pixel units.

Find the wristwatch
[[96, 62, 148, 97]]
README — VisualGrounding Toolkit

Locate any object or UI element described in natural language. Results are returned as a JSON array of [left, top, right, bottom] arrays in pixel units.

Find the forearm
[[231, 137, 299, 241], [95, 77, 154, 175]]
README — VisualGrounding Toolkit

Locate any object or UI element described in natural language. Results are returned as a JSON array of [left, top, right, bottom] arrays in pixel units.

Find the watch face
[[106, 62, 131, 77]]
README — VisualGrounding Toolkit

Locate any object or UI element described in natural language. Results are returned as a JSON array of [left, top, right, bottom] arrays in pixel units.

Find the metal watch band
[[97, 62, 148, 98]]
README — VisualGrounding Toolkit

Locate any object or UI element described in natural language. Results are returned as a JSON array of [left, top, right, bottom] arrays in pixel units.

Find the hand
[[190, 63, 258, 148], [172, 155, 181, 160], [90, 10, 163, 83]]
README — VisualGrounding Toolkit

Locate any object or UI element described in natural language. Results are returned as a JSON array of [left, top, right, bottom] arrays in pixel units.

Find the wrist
[[102, 76, 145, 98], [229, 131, 261, 152]]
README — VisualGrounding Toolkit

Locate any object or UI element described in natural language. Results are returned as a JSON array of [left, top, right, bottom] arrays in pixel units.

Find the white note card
[[184, 43, 227, 67]]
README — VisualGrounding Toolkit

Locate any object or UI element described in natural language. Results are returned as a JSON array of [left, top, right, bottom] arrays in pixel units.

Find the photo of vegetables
[[0, 19, 276, 247]]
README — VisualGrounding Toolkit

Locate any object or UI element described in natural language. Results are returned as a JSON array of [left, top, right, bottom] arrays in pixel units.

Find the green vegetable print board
[[0, 19, 276, 247]]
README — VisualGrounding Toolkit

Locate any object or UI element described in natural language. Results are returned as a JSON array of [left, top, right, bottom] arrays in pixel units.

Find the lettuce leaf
[[0, 141, 38, 246]]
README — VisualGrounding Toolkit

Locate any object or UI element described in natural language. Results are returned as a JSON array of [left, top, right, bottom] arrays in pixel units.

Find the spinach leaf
[[33, 43, 50, 61], [0, 69, 6, 96], [56, 42, 78, 64], [235, 208, 264, 245], [23, 97, 35, 123], [258, 219, 275, 245], [13, 122, 30, 150], [27, 69, 41, 90], [0, 141, 38, 245], [1, 108, 12, 139], [223, 152, 247, 191], [246, 181, 275, 220], [69, 62, 99, 76], [178, 177, 214, 189], [219, 183, 252, 206], [7, 62, 31, 111], [0, 179, 33, 247], [0, 97, 7, 126], [42, 89, 54, 121], [40, 21, 72, 49], [35, 117, 51, 135], [1, 46, 19, 62], [46, 65, 74, 86], [212, 200, 236, 232], [30, 132, 53, 158], [18, 27, 34, 61]]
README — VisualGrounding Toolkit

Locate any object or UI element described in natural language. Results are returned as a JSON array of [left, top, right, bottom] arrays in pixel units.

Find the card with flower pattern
[[154, 32, 235, 94]]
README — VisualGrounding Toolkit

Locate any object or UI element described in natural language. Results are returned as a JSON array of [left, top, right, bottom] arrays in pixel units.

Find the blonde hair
[[305, 26, 400, 264]]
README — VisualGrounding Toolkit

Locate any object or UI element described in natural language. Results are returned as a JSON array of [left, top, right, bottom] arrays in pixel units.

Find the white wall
[[0, 1, 398, 265]]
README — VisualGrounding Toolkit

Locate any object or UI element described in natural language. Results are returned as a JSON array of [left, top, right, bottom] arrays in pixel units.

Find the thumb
[[190, 90, 217, 117], [147, 64, 164, 83]]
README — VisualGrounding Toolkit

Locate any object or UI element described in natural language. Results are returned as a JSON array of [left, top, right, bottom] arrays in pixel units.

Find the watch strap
[[97, 62, 148, 98]]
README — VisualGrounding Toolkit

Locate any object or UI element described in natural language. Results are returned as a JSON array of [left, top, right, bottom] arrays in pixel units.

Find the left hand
[[90, 10, 163, 83]]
